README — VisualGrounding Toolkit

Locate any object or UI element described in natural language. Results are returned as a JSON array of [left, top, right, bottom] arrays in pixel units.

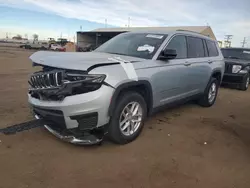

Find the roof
[[93, 26, 207, 32], [91, 26, 216, 40]]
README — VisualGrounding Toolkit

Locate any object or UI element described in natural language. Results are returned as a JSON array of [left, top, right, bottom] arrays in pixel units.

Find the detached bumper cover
[[44, 125, 102, 145], [35, 115, 103, 145]]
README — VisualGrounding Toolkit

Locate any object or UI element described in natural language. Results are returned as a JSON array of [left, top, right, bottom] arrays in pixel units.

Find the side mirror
[[158, 49, 177, 60]]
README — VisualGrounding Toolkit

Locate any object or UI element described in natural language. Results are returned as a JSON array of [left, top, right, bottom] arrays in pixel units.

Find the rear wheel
[[239, 73, 249, 91], [198, 77, 219, 107], [108, 92, 147, 144]]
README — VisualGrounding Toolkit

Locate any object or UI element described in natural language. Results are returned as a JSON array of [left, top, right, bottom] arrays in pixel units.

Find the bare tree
[[33, 34, 39, 41]]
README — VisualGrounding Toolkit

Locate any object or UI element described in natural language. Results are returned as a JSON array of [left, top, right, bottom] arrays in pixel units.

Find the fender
[[108, 80, 153, 116], [211, 69, 223, 82]]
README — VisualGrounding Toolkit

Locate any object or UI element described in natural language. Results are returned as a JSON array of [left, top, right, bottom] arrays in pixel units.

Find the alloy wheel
[[119, 102, 143, 136], [208, 82, 217, 103]]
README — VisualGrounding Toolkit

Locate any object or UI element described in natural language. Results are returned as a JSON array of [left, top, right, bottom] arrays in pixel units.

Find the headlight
[[65, 73, 106, 83], [232, 65, 242, 73]]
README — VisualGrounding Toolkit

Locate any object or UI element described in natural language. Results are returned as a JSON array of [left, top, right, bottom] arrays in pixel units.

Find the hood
[[224, 58, 250, 65], [29, 51, 143, 71]]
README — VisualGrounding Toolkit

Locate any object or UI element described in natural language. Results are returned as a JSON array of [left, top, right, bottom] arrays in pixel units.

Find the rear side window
[[206, 40, 219, 57], [166, 35, 187, 59], [187, 37, 205, 58]]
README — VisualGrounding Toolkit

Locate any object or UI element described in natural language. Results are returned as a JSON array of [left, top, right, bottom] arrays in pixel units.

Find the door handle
[[208, 60, 213, 64], [184, 61, 191, 66]]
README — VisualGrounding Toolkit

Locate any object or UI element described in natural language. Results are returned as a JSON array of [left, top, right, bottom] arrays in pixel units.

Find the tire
[[108, 92, 147, 144], [239, 73, 249, 91], [198, 77, 219, 107]]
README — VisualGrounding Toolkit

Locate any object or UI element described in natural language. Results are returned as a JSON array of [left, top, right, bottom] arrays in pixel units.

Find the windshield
[[221, 49, 250, 60], [95, 33, 167, 59]]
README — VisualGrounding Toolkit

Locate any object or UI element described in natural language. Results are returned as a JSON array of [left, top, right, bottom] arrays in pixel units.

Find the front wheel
[[198, 77, 219, 107], [239, 73, 249, 91], [108, 92, 147, 144]]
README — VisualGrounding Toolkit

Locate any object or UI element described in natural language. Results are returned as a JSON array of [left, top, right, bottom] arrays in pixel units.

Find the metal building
[[76, 26, 216, 51]]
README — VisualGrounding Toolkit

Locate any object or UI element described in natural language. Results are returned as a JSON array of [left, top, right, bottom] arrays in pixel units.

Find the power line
[[224, 35, 233, 48], [241, 37, 247, 48], [105, 19, 107, 28]]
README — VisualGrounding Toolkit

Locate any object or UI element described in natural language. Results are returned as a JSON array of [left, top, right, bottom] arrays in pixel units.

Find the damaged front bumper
[[35, 115, 104, 145], [44, 124, 103, 145], [29, 84, 114, 145]]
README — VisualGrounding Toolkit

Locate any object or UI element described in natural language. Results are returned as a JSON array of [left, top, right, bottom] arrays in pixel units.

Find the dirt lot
[[1, 47, 250, 188]]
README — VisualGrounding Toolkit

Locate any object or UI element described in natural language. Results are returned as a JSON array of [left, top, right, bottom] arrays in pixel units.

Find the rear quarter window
[[206, 40, 219, 57]]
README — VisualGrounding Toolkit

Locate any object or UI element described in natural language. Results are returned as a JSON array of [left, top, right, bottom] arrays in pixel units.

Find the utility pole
[[105, 19, 107, 28], [128, 17, 130, 28], [224, 35, 233, 48], [241, 37, 247, 48]]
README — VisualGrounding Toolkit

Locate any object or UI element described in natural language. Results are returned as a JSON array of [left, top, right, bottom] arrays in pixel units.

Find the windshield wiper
[[225, 56, 240, 59], [106, 52, 126, 56]]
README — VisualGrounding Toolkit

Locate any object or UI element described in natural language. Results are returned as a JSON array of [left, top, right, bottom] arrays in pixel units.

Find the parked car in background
[[20, 41, 49, 50], [221, 48, 250, 90], [50, 44, 66, 51], [28, 30, 224, 145], [77, 44, 95, 52]]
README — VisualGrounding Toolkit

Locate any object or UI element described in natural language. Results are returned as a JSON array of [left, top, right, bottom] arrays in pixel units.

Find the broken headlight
[[64, 73, 106, 96], [65, 73, 106, 83]]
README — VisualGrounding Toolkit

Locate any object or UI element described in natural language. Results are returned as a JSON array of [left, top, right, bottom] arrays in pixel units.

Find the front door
[[153, 35, 192, 106]]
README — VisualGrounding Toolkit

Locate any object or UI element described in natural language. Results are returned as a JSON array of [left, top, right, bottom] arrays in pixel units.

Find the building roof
[[91, 26, 216, 40], [94, 26, 206, 32]]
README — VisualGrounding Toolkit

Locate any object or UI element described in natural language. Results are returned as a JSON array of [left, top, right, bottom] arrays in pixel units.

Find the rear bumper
[[222, 73, 246, 84]]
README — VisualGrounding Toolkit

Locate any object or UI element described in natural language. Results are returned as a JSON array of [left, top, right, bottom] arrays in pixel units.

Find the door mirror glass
[[159, 49, 177, 60]]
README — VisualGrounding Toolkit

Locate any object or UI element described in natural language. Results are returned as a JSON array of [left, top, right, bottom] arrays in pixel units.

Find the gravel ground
[[1, 47, 250, 188]]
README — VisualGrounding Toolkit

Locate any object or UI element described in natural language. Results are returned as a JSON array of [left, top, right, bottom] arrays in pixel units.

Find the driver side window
[[166, 35, 187, 59]]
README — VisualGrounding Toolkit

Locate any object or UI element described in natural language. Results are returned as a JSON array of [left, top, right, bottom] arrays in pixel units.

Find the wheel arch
[[211, 70, 222, 84], [108, 80, 153, 117]]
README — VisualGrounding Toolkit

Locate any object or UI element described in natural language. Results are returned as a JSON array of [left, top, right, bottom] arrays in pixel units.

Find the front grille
[[225, 63, 233, 73], [29, 71, 64, 90]]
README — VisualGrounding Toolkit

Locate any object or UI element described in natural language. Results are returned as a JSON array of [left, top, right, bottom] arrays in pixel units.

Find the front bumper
[[222, 73, 247, 84], [35, 115, 103, 145], [29, 85, 114, 131]]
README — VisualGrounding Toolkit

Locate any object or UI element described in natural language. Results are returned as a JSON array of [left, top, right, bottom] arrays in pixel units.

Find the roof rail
[[176, 29, 201, 34]]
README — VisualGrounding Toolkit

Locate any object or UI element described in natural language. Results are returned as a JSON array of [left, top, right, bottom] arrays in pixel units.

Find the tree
[[12, 34, 22, 40], [33, 34, 39, 41]]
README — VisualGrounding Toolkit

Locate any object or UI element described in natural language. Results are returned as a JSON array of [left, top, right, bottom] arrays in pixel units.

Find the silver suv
[[28, 30, 225, 145]]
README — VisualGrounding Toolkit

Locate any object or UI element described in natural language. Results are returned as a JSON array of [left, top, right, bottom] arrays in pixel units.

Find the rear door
[[185, 36, 211, 93]]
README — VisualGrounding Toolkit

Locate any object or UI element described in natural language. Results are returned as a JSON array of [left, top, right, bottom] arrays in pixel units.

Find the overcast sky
[[0, 0, 250, 46]]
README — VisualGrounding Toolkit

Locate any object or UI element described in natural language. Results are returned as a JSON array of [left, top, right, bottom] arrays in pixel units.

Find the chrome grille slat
[[55, 72, 58, 86], [29, 71, 64, 90], [34, 76, 39, 88], [47, 74, 51, 86], [41, 75, 46, 87], [30, 77, 35, 87], [37, 75, 43, 88]]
